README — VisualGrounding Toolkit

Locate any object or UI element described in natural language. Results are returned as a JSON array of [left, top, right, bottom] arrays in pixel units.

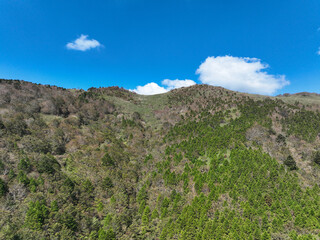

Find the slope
[[0, 80, 320, 239]]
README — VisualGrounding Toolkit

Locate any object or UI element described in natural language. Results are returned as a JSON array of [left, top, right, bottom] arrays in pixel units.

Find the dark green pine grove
[[0, 79, 320, 239]]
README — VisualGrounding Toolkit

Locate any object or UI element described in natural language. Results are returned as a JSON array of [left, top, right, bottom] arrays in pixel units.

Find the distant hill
[[277, 92, 320, 108], [1, 79, 320, 239]]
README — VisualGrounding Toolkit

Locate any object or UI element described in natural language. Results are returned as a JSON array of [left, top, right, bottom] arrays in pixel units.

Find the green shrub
[[36, 154, 60, 174], [0, 178, 8, 197], [29, 178, 38, 192], [63, 177, 75, 193], [18, 157, 31, 172], [51, 128, 66, 155], [102, 177, 113, 189], [8, 169, 16, 180], [0, 159, 4, 174], [276, 134, 286, 145], [0, 118, 5, 130], [151, 209, 159, 220], [313, 151, 320, 166], [98, 228, 116, 240], [137, 185, 148, 203], [20, 135, 51, 153], [101, 153, 115, 166], [82, 179, 94, 194], [5, 114, 28, 136], [25, 200, 48, 230], [142, 206, 151, 225], [58, 213, 78, 231], [17, 171, 30, 186], [51, 200, 59, 212], [284, 155, 297, 170]]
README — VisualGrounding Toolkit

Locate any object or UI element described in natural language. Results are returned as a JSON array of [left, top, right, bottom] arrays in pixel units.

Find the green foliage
[[8, 169, 16, 180], [51, 128, 66, 155], [138, 200, 146, 214], [18, 157, 31, 172], [103, 214, 112, 226], [142, 206, 151, 225], [101, 153, 115, 166], [0, 178, 8, 197], [282, 110, 320, 142], [51, 200, 59, 212], [5, 114, 28, 136], [20, 135, 51, 153], [144, 154, 153, 163], [58, 212, 78, 231], [159, 102, 320, 239], [0, 159, 4, 174], [151, 209, 159, 220], [137, 184, 148, 203], [29, 177, 38, 192], [313, 151, 320, 166], [63, 177, 75, 192], [2, 81, 320, 239], [98, 228, 116, 240], [276, 134, 286, 145], [284, 155, 298, 170], [0, 118, 5, 130], [82, 179, 94, 194], [102, 177, 113, 189], [17, 170, 30, 186], [25, 200, 48, 230], [36, 153, 60, 174], [96, 201, 104, 212]]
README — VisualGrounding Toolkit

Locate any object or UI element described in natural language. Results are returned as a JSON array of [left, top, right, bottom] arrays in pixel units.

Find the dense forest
[[1, 79, 320, 239]]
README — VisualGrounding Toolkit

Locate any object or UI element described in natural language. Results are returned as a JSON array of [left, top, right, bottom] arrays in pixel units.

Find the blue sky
[[0, 0, 320, 95]]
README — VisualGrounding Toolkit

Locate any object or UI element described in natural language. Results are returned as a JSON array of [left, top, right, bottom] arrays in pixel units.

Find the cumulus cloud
[[66, 34, 101, 51], [132, 79, 196, 95], [317, 48, 320, 55], [162, 79, 196, 90], [196, 56, 289, 95], [132, 82, 168, 95]]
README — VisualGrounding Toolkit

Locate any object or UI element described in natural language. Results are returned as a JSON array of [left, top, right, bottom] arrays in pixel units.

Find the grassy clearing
[[276, 94, 320, 106]]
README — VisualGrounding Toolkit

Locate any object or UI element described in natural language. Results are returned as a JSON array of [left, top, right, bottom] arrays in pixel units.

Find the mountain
[[1, 79, 320, 240]]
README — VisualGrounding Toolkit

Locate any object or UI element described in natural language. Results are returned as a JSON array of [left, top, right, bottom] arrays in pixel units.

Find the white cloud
[[132, 82, 168, 95], [162, 79, 196, 90], [132, 79, 196, 95], [66, 34, 101, 51], [196, 56, 289, 95], [317, 48, 320, 55]]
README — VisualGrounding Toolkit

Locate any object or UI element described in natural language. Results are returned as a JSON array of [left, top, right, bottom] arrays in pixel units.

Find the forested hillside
[[1, 79, 320, 239]]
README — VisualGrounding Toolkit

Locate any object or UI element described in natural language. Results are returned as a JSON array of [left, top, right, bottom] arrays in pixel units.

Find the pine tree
[[142, 206, 151, 225], [151, 209, 159, 220], [101, 153, 115, 166], [0, 178, 8, 197], [313, 151, 320, 166], [25, 200, 48, 230], [284, 155, 297, 170]]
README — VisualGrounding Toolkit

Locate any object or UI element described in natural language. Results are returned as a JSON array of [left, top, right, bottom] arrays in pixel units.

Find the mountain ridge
[[1, 79, 320, 239]]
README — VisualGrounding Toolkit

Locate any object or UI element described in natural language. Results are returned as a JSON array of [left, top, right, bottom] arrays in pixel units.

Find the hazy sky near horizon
[[0, 0, 320, 95]]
